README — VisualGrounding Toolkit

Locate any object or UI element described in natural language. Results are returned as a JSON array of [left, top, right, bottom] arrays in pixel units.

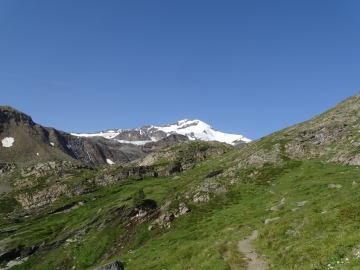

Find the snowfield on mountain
[[71, 119, 251, 145]]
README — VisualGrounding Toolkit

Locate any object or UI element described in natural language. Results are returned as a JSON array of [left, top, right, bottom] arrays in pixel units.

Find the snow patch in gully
[[1, 137, 14, 147]]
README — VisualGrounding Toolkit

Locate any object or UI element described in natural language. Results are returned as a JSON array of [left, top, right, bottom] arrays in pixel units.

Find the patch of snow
[[85, 150, 92, 162], [50, 142, 54, 146], [66, 144, 71, 149], [71, 131, 121, 139], [106, 159, 115, 165], [37, 153, 39, 156], [1, 137, 14, 147], [115, 140, 152, 145]]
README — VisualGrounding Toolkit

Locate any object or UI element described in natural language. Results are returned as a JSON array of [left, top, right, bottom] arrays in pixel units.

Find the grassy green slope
[[3, 141, 360, 270], [1, 149, 359, 270], [3, 93, 360, 269]]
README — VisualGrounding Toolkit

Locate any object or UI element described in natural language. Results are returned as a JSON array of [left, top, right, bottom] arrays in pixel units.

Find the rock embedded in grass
[[264, 217, 280, 225], [328, 184, 342, 189]]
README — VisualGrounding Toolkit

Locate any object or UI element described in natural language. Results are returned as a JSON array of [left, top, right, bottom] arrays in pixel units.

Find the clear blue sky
[[1, 1, 359, 139]]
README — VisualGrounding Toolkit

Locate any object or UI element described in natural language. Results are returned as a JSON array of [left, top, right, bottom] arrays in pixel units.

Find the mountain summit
[[71, 119, 251, 146]]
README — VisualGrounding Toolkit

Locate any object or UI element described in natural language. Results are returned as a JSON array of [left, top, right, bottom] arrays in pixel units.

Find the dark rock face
[[57, 132, 148, 165], [113, 127, 167, 141], [0, 106, 147, 165], [141, 134, 189, 153], [95, 260, 124, 270], [205, 170, 224, 178]]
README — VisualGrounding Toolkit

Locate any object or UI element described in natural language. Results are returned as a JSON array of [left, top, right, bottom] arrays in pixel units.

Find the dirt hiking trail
[[237, 230, 268, 270]]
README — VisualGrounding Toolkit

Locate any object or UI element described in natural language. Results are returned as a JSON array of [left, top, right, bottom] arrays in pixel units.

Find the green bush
[[132, 188, 146, 207]]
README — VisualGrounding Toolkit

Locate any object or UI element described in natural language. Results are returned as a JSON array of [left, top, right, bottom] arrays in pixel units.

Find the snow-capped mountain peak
[[71, 119, 250, 145]]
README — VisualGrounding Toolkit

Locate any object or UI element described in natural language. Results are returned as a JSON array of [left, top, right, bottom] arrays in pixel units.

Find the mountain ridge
[[71, 118, 251, 146], [0, 107, 246, 165]]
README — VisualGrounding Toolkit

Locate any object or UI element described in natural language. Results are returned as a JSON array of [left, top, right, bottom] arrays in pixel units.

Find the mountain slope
[[2, 93, 360, 269], [0, 106, 78, 163], [0, 106, 147, 165]]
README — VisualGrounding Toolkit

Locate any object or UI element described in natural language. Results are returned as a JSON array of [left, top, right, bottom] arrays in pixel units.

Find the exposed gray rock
[[141, 134, 189, 153], [328, 184, 342, 189], [264, 217, 280, 225], [270, 196, 285, 211], [285, 230, 296, 236], [185, 180, 227, 203], [148, 202, 190, 230], [297, 201, 307, 207], [3, 256, 28, 269], [94, 260, 124, 270], [193, 193, 210, 203], [0, 227, 20, 235], [177, 202, 190, 216]]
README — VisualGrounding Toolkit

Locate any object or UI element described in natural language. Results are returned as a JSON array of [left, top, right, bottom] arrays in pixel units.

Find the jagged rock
[[185, 180, 227, 203], [94, 260, 124, 270], [157, 213, 175, 228], [15, 180, 91, 210], [169, 202, 191, 218], [16, 184, 69, 210], [148, 202, 190, 230], [193, 193, 210, 203]]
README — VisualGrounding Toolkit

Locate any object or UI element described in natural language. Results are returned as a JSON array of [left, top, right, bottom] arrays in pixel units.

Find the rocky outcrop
[[148, 202, 190, 230], [140, 134, 189, 153], [185, 180, 228, 203], [134, 141, 233, 168], [95, 260, 124, 270], [16, 184, 69, 210], [0, 163, 16, 175]]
